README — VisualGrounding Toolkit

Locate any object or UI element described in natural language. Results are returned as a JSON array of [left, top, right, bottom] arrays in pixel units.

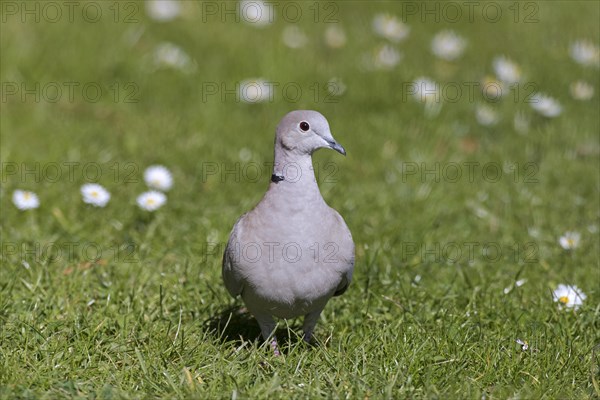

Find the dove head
[[275, 110, 346, 156]]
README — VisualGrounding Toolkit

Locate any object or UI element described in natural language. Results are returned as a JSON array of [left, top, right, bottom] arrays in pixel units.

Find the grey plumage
[[222, 110, 354, 352]]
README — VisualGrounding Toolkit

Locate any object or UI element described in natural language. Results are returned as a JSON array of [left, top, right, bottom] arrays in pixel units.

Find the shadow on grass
[[203, 305, 308, 354]]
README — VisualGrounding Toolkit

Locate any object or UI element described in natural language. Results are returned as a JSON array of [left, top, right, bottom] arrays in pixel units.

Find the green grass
[[1, 1, 599, 398]]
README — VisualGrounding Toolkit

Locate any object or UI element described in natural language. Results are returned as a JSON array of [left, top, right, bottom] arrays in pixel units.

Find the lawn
[[1, 1, 599, 398]]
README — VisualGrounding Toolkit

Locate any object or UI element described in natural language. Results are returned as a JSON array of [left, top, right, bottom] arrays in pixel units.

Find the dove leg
[[302, 309, 323, 343], [254, 313, 280, 355]]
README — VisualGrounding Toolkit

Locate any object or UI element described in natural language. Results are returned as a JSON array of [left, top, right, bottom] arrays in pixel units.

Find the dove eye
[[299, 121, 310, 132]]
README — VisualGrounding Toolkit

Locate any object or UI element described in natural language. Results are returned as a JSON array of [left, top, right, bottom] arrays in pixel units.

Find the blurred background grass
[[1, 1, 599, 398]]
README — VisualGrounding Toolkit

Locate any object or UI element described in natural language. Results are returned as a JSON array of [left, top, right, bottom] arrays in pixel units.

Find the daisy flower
[[240, 0, 274, 27], [411, 77, 442, 118], [327, 77, 346, 97], [144, 165, 173, 191], [153, 42, 196, 73], [137, 191, 167, 211], [480, 75, 504, 100], [504, 279, 527, 294], [239, 78, 273, 103], [516, 339, 529, 351], [12, 190, 40, 210], [492, 56, 522, 84], [431, 30, 467, 61], [324, 25, 346, 48], [530, 93, 562, 118], [238, 147, 252, 162], [145, 0, 181, 22], [373, 44, 402, 69], [559, 231, 580, 250], [475, 104, 499, 126], [282, 26, 307, 49], [513, 111, 530, 134], [81, 183, 111, 207], [411, 77, 440, 104], [569, 40, 600, 68], [372, 14, 410, 43], [570, 80, 594, 101], [552, 284, 586, 310]]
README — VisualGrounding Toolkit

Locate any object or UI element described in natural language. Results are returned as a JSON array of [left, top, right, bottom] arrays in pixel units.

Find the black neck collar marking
[[271, 173, 284, 183]]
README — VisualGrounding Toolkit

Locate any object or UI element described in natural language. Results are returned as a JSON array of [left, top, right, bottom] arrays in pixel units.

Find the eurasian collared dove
[[222, 110, 355, 354]]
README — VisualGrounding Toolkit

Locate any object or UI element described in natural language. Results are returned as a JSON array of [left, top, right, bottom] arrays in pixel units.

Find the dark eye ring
[[299, 121, 310, 132]]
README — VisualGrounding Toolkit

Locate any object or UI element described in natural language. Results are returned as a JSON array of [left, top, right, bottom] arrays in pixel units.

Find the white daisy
[[411, 77, 442, 118], [475, 104, 499, 126], [12, 190, 40, 210], [530, 93, 562, 118], [144, 165, 173, 191], [570, 40, 600, 68], [145, 0, 181, 22], [570, 80, 594, 101], [327, 77, 346, 97], [480, 75, 504, 100], [153, 42, 195, 73], [238, 148, 252, 162], [411, 77, 439, 104], [431, 30, 467, 61], [239, 78, 272, 103], [81, 183, 111, 207], [411, 274, 422, 287], [282, 25, 307, 49], [559, 231, 580, 250], [513, 111, 530, 134], [492, 56, 522, 84], [503, 279, 527, 294], [240, 0, 274, 27], [516, 339, 529, 351], [373, 44, 402, 69], [412, 77, 443, 118], [372, 14, 410, 43], [324, 25, 346, 48], [552, 284, 586, 310], [137, 191, 167, 211]]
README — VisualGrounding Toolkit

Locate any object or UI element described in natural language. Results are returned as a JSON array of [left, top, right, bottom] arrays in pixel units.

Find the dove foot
[[302, 309, 324, 344], [270, 339, 281, 356]]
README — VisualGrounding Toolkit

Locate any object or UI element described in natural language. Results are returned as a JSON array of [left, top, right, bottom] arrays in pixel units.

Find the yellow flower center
[[146, 198, 155, 205], [23, 193, 31, 200], [567, 239, 575, 247], [558, 296, 569, 304], [91, 191, 98, 198]]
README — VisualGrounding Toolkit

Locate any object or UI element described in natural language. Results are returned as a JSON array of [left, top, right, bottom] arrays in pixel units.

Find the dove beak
[[325, 138, 346, 156]]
